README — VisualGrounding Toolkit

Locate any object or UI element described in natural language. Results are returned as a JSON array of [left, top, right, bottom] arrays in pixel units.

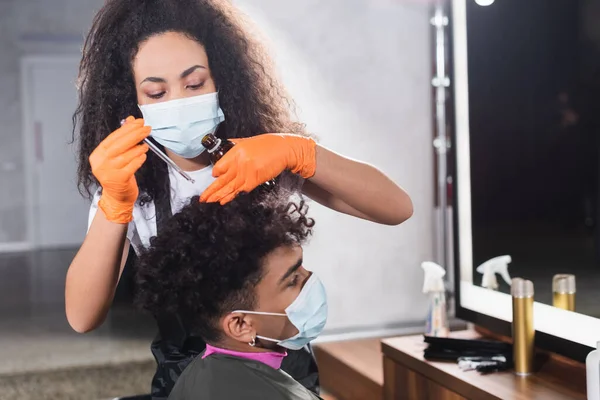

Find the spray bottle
[[476, 255, 512, 290], [587, 342, 600, 400], [421, 262, 449, 337]]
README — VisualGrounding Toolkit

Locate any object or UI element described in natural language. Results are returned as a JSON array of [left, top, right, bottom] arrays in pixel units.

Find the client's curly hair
[[135, 187, 314, 343], [73, 0, 305, 205]]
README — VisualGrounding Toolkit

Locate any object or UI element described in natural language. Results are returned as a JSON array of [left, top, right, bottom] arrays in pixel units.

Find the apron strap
[[154, 176, 189, 348], [154, 180, 173, 234]]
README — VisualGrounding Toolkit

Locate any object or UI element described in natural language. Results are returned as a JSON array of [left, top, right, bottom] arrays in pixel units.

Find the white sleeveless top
[[87, 165, 216, 255]]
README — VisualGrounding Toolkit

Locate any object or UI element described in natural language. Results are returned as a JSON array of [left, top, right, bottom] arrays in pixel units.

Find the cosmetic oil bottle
[[201, 133, 276, 188]]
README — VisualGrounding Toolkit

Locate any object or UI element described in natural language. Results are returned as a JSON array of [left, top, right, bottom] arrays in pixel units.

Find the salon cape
[[168, 351, 322, 400]]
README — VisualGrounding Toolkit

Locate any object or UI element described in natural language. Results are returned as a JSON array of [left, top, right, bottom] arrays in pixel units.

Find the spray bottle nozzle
[[421, 261, 446, 294], [476, 255, 512, 290]]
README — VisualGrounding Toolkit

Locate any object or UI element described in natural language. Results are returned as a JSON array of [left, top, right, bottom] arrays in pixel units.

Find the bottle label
[[426, 292, 449, 337]]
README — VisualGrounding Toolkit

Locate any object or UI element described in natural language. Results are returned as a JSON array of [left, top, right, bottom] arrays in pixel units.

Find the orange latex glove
[[200, 134, 316, 205], [89, 116, 150, 223]]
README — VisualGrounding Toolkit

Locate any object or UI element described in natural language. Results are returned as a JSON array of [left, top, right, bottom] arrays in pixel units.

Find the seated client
[[135, 188, 326, 400]]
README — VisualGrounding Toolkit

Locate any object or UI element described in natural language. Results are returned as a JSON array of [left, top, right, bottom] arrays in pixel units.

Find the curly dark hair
[[134, 187, 314, 343], [73, 0, 305, 204]]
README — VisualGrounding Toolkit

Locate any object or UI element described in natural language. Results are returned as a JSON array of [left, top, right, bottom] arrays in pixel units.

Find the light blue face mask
[[138, 92, 225, 159], [234, 273, 328, 351]]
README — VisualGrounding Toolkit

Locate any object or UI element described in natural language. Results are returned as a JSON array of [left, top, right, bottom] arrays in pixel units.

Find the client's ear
[[222, 312, 256, 345]]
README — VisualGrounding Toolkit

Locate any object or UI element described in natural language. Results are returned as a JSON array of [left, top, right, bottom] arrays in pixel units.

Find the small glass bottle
[[201, 133, 276, 188], [201, 133, 235, 164]]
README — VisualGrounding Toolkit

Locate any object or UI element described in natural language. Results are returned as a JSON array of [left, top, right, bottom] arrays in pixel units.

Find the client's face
[[252, 245, 311, 343], [221, 245, 312, 350]]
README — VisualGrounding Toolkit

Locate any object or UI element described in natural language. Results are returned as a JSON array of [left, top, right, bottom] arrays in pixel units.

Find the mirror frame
[[450, 0, 598, 362]]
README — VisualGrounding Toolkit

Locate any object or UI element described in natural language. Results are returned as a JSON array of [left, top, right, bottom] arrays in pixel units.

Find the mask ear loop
[[231, 311, 287, 347]]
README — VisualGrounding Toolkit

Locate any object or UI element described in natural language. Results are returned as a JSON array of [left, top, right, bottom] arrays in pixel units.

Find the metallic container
[[512, 278, 535, 376], [552, 274, 576, 312]]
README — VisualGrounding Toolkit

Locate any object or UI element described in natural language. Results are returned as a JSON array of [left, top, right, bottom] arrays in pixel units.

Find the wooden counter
[[381, 330, 586, 400]]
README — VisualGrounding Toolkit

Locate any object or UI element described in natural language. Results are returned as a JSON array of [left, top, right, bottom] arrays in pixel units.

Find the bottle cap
[[511, 278, 534, 298], [552, 274, 576, 294], [201, 133, 220, 152]]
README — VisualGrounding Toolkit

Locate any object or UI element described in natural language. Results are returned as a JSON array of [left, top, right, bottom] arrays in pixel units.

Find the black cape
[[168, 352, 322, 400]]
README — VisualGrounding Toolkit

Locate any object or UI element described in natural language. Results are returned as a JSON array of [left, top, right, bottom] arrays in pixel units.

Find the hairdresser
[[64, 1, 413, 399]]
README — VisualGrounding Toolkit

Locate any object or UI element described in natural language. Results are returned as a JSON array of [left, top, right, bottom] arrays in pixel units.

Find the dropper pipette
[[120, 119, 195, 184]]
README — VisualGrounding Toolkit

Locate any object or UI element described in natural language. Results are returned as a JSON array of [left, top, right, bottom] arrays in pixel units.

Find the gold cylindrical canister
[[512, 278, 534, 376], [552, 274, 576, 312]]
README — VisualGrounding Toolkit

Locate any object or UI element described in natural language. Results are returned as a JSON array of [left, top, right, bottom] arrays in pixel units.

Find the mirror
[[465, 0, 600, 316], [452, 0, 600, 355]]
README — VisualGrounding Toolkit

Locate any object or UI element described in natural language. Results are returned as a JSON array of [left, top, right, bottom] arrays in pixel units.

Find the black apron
[[148, 189, 320, 400]]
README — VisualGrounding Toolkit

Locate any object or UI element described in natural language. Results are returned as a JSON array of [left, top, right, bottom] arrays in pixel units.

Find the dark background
[[466, 0, 600, 315]]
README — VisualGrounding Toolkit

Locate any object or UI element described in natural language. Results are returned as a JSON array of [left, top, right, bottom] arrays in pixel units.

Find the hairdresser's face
[[225, 246, 311, 350], [132, 31, 217, 105]]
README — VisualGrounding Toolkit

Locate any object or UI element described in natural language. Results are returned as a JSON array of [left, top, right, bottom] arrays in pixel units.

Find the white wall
[[235, 0, 434, 333], [0, 0, 433, 333], [0, 0, 100, 244]]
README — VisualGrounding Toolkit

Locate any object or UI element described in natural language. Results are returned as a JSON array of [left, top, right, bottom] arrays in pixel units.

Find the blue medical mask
[[234, 274, 328, 351], [138, 92, 225, 159]]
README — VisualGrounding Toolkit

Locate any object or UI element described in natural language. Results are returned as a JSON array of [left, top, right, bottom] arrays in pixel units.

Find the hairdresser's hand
[[200, 134, 316, 204], [89, 116, 150, 223]]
